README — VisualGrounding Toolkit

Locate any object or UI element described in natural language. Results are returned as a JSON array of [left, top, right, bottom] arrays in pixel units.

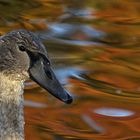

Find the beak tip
[[64, 93, 73, 104], [66, 97, 73, 104]]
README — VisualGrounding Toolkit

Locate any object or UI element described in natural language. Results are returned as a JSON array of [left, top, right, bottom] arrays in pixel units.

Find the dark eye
[[18, 45, 26, 52]]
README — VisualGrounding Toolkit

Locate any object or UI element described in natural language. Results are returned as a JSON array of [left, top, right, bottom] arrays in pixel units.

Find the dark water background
[[0, 0, 140, 139]]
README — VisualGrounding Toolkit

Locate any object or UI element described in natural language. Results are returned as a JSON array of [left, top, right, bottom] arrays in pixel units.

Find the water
[[0, 0, 140, 139]]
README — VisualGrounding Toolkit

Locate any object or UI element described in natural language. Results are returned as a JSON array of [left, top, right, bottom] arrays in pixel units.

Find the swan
[[0, 29, 72, 140]]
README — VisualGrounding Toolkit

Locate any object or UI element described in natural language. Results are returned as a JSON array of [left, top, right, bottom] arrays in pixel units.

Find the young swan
[[0, 30, 72, 140]]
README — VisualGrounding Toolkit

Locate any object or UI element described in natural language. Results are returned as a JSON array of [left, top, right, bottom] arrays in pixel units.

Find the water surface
[[0, 0, 140, 139]]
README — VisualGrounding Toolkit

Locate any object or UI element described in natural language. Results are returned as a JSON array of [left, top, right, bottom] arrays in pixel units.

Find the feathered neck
[[0, 73, 25, 140]]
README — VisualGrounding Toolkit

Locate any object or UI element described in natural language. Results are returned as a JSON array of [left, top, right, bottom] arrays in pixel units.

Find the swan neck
[[0, 73, 24, 140]]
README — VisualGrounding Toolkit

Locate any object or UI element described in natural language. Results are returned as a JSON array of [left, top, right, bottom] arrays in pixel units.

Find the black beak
[[27, 51, 73, 104]]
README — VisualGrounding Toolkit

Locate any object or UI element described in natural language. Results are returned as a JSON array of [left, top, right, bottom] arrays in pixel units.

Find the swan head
[[0, 29, 73, 104]]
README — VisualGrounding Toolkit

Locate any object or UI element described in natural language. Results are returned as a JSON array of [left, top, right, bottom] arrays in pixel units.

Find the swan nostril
[[45, 70, 53, 80]]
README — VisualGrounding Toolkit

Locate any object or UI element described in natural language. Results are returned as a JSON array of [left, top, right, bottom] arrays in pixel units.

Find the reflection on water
[[94, 107, 134, 117], [0, 0, 140, 139]]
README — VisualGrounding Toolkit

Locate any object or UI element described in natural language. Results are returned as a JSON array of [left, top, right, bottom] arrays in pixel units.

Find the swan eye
[[18, 45, 26, 52]]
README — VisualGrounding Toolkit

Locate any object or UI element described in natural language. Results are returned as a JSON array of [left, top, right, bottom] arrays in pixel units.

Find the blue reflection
[[48, 23, 74, 36], [60, 7, 95, 19], [47, 23, 105, 38], [37, 23, 106, 47], [94, 107, 134, 117], [24, 100, 47, 108], [54, 67, 85, 84], [82, 114, 105, 133]]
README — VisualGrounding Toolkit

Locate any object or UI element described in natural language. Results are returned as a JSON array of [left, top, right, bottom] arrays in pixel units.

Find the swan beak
[[28, 56, 73, 104]]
